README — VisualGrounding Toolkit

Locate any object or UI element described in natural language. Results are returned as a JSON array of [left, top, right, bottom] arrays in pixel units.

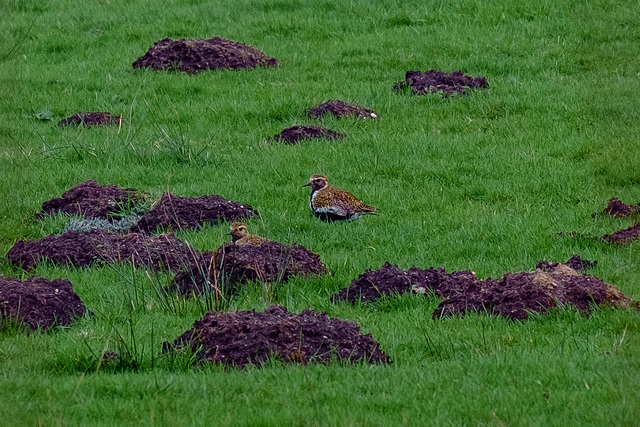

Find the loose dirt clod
[[333, 260, 637, 320], [169, 242, 329, 295], [57, 112, 121, 127], [307, 100, 378, 120], [162, 305, 390, 367], [132, 193, 257, 233], [596, 197, 640, 218], [393, 70, 488, 96], [7, 230, 200, 272], [36, 180, 141, 221], [0, 276, 89, 330], [132, 37, 279, 73], [268, 125, 346, 144]]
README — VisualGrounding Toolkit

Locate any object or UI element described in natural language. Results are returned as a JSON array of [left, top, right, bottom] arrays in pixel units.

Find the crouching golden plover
[[229, 222, 268, 246], [303, 174, 376, 221]]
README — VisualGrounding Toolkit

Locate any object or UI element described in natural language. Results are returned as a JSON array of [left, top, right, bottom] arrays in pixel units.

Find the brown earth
[[596, 197, 640, 218], [169, 242, 329, 295], [433, 262, 636, 320], [560, 198, 640, 244], [268, 125, 346, 144], [393, 70, 488, 96], [0, 276, 89, 330], [57, 112, 121, 127], [307, 100, 378, 120], [602, 222, 640, 244], [132, 37, 279, 73], [36, 180, 141, 221], [332, 262, 477, 304], [7, 230, 200, 272], [537, 254, 597, 272], [162, 305, 390, 367], [559, 228, 640, 245], [594, 198, 640, 244], [333, 256, 636, 320], [132, 193, 257, 233]]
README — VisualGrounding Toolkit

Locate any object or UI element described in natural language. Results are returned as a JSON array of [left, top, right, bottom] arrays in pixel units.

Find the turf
[[1, 0, 639, 425]]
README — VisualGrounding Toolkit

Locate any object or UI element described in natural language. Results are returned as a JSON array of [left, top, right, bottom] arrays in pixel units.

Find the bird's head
[[229, 222, 249, 241], [303, 174, 329, 191]]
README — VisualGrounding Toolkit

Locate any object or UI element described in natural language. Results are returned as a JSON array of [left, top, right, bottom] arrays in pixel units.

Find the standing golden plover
[[303, 174, 376, 221], [229, 222, 268, 246]]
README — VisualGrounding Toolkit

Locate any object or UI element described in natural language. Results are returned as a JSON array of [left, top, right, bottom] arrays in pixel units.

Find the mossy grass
[[1, 0, 640, 424]]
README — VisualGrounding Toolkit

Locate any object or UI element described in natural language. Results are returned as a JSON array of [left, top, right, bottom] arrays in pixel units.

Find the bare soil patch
[[36, 180, 141, 221], [7, 230, 200, 272], [0, 276, 89, 330], [393, 70, 488, 96], [268, 125, 346, 144], [57, 112, 121, 127], [169, 242, 329, 295], [596, 197, 640, 218], [132, 37, 279, 73], [162, 305, 390, 367], [307, 100, 378, 119], [333, 257, 636, 320], [132, 193, 256, 233]]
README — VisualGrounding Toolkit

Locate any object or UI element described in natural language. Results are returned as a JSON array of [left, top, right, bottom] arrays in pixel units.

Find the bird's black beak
[[302, 182, 311, 187]]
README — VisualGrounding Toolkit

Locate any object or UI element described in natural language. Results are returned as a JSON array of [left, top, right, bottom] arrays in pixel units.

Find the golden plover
[[303, 174, 376, 221], [229, 222, 268, 246]]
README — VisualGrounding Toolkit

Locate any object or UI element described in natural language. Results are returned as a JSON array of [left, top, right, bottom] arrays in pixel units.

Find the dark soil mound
[[0, 276, 89, 330], [132, 193, 256, 233], [307, 100, 378, 120], [333, 261, 636, 320], [169, 242, 329, 294], [162, 305, 390, 367], [596, 198, 640, 218], [132, 37, 279, 73], [7, 230, 200, 272], [36, 180, 140, 221], [57, 112, 121, 127], [331, 262, 477, 303], [393, 70, 488, 96], [602, 222, 640, 244], [434, 263, 638, 319], [168, 252, 217, 295], [592, 198, 640, 244], [268, 125, 346, 144]]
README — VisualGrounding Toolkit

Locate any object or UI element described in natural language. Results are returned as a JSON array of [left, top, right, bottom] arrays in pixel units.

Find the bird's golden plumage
[[229, 222, 268, 246], [303, 174, 376, 221]]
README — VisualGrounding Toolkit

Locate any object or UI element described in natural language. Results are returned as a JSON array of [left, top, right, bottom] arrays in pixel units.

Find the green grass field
[[1, 0, 640, 425]]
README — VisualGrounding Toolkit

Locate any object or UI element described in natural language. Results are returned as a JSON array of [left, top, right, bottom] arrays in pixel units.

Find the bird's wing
[[333, 192, 375, 213]]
